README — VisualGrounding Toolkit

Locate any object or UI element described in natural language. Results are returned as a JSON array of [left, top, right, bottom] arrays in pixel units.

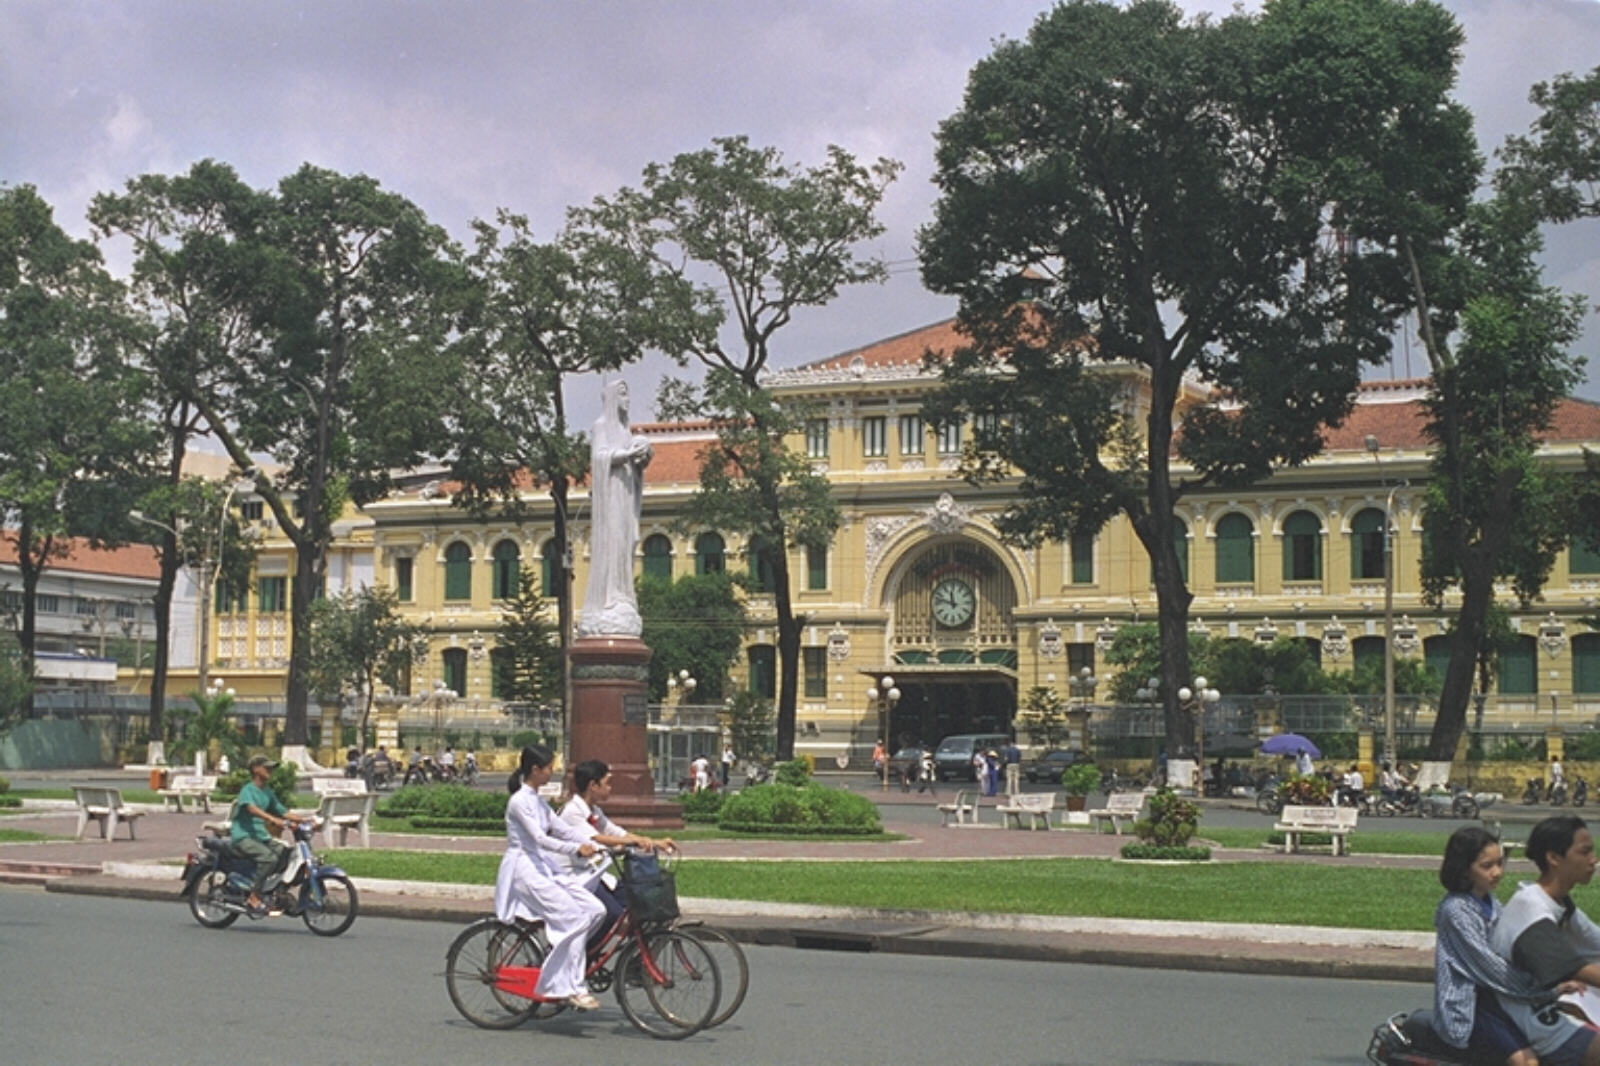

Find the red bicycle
[[444, 851, 721, 1039]]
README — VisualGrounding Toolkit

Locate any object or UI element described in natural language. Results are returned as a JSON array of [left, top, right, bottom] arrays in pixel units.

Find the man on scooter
[[1489, 815, 1600, 1065], [230, 755, 309, 918]]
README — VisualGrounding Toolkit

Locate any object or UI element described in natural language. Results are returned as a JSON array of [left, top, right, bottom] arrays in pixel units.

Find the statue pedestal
[[570, 636, 682, 829]]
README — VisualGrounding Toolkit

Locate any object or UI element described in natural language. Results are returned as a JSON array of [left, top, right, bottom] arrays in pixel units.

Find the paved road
[[0, 887, 1411, 1065]]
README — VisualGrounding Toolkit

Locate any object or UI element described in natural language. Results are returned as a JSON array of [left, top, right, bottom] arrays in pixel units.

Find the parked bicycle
[[444, 849, 724, 1039]]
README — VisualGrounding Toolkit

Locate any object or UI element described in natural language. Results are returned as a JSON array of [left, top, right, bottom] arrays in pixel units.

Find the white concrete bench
[[996, 792, 1056, 830], [311, 777, 368, 797], [318, 792, 375, 849], [72, 786, 145, 841], [1087, 792, 1145, 835], [938, 789, 983, 827], [1274, 804, 1358, 857], [158, 774, 218, 813]]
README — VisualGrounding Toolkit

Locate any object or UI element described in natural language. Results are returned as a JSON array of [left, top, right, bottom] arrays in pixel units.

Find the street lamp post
[[1177, 676, 1220, 793], [1067, 666, 1097, 752], [1364, 436, 1404, 768], [867, 676, 900, 791], [1135, 676, 1160, 773]]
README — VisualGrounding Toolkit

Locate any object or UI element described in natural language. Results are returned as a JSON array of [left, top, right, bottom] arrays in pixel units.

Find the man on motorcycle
[[231, 756, 309, 918], [1488, 816, 1600, 1065]]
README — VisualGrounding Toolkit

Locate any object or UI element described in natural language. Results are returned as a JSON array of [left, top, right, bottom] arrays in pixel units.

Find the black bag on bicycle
[[621, 849, 679, 925]]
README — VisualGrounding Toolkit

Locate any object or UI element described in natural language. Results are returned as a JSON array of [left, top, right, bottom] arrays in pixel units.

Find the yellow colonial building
[[183, 319, 1600, 763]]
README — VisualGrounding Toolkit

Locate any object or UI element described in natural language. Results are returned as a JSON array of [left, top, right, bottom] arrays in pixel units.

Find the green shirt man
[[230, 755, 304, 914]]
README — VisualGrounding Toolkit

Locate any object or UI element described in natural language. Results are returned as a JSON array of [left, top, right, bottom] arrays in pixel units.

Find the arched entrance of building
[[872, 538, 1019, 748]]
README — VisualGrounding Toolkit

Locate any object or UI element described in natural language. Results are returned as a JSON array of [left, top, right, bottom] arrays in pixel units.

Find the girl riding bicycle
[[495, 745, 606, 1012]]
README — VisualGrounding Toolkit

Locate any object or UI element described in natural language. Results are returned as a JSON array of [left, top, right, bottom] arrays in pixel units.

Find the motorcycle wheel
[[1419, 799, 1435, 818], [302, 874, 358, 937], [1453, 794, 1480, 819], [189, 868, 240, 929], [1376, 800, 1396, 817], [1255, 792, 1281, 816]]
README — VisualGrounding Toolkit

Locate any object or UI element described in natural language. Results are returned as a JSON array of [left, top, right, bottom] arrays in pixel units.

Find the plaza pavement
[[0, 772, 1459, 981]]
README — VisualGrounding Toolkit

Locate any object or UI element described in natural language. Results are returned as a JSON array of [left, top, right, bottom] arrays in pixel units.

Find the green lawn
[[323, 850, 1600, 932], [0, 827, 57, 843], [1197, 826, 1452, 855]]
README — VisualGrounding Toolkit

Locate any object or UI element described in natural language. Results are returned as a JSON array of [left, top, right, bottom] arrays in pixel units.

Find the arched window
[[444, 542, 472, 601], [696, 532, 725, 575], [1281, 511, 1322, 582], [491, 539, 520, 599], [642, 534, 673, 583], [541, 540, 561, 597], [442, 648, 467, 697], [1350, 508, 1386, 580], [1575, 634, 1600, 695], [1214, 513, 1254, 584], [1498, 635, 1537, 695], [1352, 635, 1385, 679], [747, 645, 776, 699], [490, 646, 514, 699], [1293, 637, 1322, 668], [747, 536, 778, 593]]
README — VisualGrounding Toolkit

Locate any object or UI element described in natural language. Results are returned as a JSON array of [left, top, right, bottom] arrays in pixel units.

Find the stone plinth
[[570, 635, 682, 829]]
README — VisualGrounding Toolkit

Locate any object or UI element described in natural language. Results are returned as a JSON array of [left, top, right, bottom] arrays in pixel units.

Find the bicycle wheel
[[678, 924, 748, 1027], [615, 931, 720, 1040], [302, 874, 358, 937], [445, 919, 544, 1029], [1454, 794, 1480, 819]]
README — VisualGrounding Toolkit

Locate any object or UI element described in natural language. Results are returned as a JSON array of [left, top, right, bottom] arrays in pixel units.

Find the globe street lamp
[[666, 668, 697, 703], [1135, 676, 1160, 773], [1177, 676, 1220, 793], [1364, 435, 1405, 768], [867, 676, 901, 791]]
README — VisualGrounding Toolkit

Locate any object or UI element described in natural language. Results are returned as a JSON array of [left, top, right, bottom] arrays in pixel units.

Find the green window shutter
[[1575, 635, 1600, 695], [696, 533, 725, 575], [442, 648, 467, 696], [492, 540, 520, 599], [1424, 636, 1453, 686], [1282, 512, 1322, 581], [1070, 531, 1093, 584], [642, 534, 673, 582], [395, 557, 413, 602], [1572, 539, 1600, 576], [803, 647, 826, 698], [1215, 513, 1254, 583], [444, 542, 472, 601], [540, 540, 560, 597], [1351, 509, 1385, 580], [1497, 637, 1537, 695], [806, 544, 826, 590], [748, 646, 776, 698]]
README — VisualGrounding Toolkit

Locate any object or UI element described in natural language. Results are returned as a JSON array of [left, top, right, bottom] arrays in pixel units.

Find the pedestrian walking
[[1003, 739, 1022, 796]]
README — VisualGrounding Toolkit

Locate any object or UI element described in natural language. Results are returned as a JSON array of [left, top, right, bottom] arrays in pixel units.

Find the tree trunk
[[771, 541, 799, 762], [1428, 555, 1494, 762], [148, 532, 177, 739], [14, 520, 39, 718], [284, 541, 321, 745], [550, 477, 572, 729]]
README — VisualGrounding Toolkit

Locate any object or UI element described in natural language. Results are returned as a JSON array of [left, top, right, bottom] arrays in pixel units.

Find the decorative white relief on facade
[[865, 515, 915, 575], [939, 456, 960, 471], [1216, 586, 1256, 598], [1322, 617, 1349, 661], [827, 623, 851, 663], [923, 493, 971, 535], [1189, 617, 1210, 636], [1038, 618, 1063, 660], [865, 460, 887, 474], [1254, 618, 1278, 644], [1540, 612, 1567, 658], [1393, 615, 1421, 656], [1095, 618, 1119, 653], [810, 462, 829, 476]]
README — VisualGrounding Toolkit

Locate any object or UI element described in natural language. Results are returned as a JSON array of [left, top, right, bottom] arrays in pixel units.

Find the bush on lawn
[[0, 794, 20, 808], [214, 762, 298, 808], [377, 784, 506, 821], [0, 775, 9, 793], [1131, 788, 1199, 848], [676, 788, 724, 823], [716, 782, 880, 834], [773, 758, 812, 788]]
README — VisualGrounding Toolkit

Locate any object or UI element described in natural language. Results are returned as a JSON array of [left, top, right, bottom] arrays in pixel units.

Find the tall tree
[[495, 565, 564, 710], [185, 165, 466, 745], [916, 0, 1476, 771], [447, 209, 701, 721], [0, 184, 154, 707], [590, 136, 901, 760], [305, 584, 428, 743], [89, 160, 267, 740], [638, 571, 747, 704], [1400, 103, 1589, 765]]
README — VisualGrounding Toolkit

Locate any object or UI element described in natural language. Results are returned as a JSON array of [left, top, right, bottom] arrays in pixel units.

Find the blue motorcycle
[[179, 817, 358, 936]]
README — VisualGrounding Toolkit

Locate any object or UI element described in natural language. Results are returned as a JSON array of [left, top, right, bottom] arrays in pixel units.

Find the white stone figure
[[577, 380, 653, 637]]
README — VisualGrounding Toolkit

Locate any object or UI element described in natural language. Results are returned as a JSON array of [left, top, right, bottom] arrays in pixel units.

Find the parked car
[[934, 734, 1011, 781], [1023, 749, 1090, 784]]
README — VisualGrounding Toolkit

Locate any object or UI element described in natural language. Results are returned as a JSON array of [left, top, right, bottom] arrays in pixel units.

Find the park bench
[[72, 786, 145, 841], [311, 777, 368, 797], [317, 792, 376, 849], [938, 789, 983, 827], [157, 774, 218, 813], [996, 792, 1056, 830], [1274, 804, 1359, 857], [1086, 792, 1146, 835]]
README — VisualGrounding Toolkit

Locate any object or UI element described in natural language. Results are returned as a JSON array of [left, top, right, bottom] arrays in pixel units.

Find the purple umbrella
[[1258, 733, 1321, 759]]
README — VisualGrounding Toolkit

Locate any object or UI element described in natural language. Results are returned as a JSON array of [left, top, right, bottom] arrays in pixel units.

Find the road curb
[[41, 870, 1433, 983]]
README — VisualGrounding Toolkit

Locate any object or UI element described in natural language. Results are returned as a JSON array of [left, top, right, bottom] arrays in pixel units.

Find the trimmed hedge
[[715, 782, 881, 834], [0, 794, 20, 808], [377, 784, 508, 821], [405, 816, 505, 832], [1120, 843, 1213, 861]]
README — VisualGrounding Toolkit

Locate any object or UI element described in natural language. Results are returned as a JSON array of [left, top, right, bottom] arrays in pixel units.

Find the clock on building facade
[[931, 577, 975, 628]]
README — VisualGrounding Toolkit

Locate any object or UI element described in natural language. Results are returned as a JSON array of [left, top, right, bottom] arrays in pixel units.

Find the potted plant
[[1060, 762, 1101, 811]]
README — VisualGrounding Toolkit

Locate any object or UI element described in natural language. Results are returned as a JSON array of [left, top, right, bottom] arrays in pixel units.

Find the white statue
[[577, 380, 653, 637]]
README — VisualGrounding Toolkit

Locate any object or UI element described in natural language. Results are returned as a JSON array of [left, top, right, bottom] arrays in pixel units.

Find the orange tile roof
[[0, 534, 162, 580], [799, 319, 970, 371]]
